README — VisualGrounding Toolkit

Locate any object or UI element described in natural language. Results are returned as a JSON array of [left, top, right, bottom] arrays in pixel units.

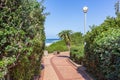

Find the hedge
[[70, 44, 84, 64], [92, 29, 120, 80], [84, 15, 120, 80]]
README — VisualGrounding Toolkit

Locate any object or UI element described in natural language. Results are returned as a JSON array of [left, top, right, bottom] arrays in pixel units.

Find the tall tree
[[58, 30, 72, 51], [115, 1, 120, 15]]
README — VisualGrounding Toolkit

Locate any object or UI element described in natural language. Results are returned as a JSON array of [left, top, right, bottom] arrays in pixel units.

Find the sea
[[45, 39, 60, 46]]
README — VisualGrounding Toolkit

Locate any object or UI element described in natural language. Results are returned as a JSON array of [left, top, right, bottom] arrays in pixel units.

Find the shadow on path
[[57, 55, 70, 58], [77, 66, 93, 80], [41, 63, 45, 70]]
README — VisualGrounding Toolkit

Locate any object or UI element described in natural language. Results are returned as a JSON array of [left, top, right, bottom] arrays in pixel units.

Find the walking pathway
[[40, 52, 92, 80]]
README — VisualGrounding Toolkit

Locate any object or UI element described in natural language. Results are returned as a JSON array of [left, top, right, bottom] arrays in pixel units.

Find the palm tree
[[58, 30, 72, 51]]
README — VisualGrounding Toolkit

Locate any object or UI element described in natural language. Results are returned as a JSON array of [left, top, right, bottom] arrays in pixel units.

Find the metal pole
[[83, 6, 88, 34], [84, 13, 86, 34]]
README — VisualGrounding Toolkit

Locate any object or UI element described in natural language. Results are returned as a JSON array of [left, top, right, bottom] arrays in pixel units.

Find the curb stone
[[68, 58, 93, 80]]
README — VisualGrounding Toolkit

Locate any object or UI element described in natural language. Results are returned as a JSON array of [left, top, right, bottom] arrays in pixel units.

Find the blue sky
[[38, 0, 117, 38]]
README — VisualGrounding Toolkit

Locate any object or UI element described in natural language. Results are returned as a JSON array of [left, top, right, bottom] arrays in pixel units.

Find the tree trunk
[[7, 74, 10, 80], [67, 45, 70, 52]]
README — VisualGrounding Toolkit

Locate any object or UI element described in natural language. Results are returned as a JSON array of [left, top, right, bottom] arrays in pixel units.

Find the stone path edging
[[68, 58, 93, 80]]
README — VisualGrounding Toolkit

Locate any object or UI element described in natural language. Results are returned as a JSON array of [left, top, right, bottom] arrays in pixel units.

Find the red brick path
[[40, 52, 92, 80]]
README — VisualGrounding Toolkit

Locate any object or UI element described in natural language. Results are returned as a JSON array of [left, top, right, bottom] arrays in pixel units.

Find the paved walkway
[[40, 52, 92, 80]]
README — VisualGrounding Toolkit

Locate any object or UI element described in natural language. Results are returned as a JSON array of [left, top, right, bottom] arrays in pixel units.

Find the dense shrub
[[84, 15, 120, 80], [71, 32, 83, 46], [46, 40, 68, 53], [92, 29, 120, 80], [70, 32, 84, 64], [0, 0, 46, 79], [70, 44, 84, 64], [84, 16, 120, 69]]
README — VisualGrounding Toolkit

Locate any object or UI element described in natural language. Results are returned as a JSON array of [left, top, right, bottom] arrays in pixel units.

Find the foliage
[[115, 1, 120, 15], [46, 40, 68, 53], [84, 16, 120, 66], [58, 30, 72, 50], [70, 32, 83, 46], [84, 14, 120, 80], [0, 56, 16, 78], [0, 0, 46, 79], [92, 29, 120, 80], [46, 31, 84, 55], [70, 44, 84, 64], [69, 32, 84, 64]]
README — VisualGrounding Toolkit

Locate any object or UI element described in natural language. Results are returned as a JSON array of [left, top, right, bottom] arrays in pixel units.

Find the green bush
[[46, 40, 68, 53], [70, 44, 84, 64], [84, 15, 120, 80], [92, 29, 120, 80], [0, 0, 46, 79], [70, 32, 83, 46], [69, 32, 84, 64]]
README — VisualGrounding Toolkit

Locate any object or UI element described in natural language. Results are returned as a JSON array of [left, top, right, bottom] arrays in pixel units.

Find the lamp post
[[83, 6, 88, 34], [82, 6, 88, 66]]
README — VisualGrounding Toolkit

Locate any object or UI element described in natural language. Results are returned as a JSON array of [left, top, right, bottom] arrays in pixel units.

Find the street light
[[82, 6, 88, 66], [83, 6, 88, 34]]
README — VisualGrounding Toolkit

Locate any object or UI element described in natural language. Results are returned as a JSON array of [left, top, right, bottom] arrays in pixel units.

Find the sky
[[38, 0, 117, 39]]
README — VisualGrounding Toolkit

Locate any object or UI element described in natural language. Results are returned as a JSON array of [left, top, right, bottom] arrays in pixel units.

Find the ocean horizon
[[45, 38, 60, 46]]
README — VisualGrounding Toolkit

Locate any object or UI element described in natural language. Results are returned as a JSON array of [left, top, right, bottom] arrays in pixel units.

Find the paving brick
[[40, 51, 92, 80]]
